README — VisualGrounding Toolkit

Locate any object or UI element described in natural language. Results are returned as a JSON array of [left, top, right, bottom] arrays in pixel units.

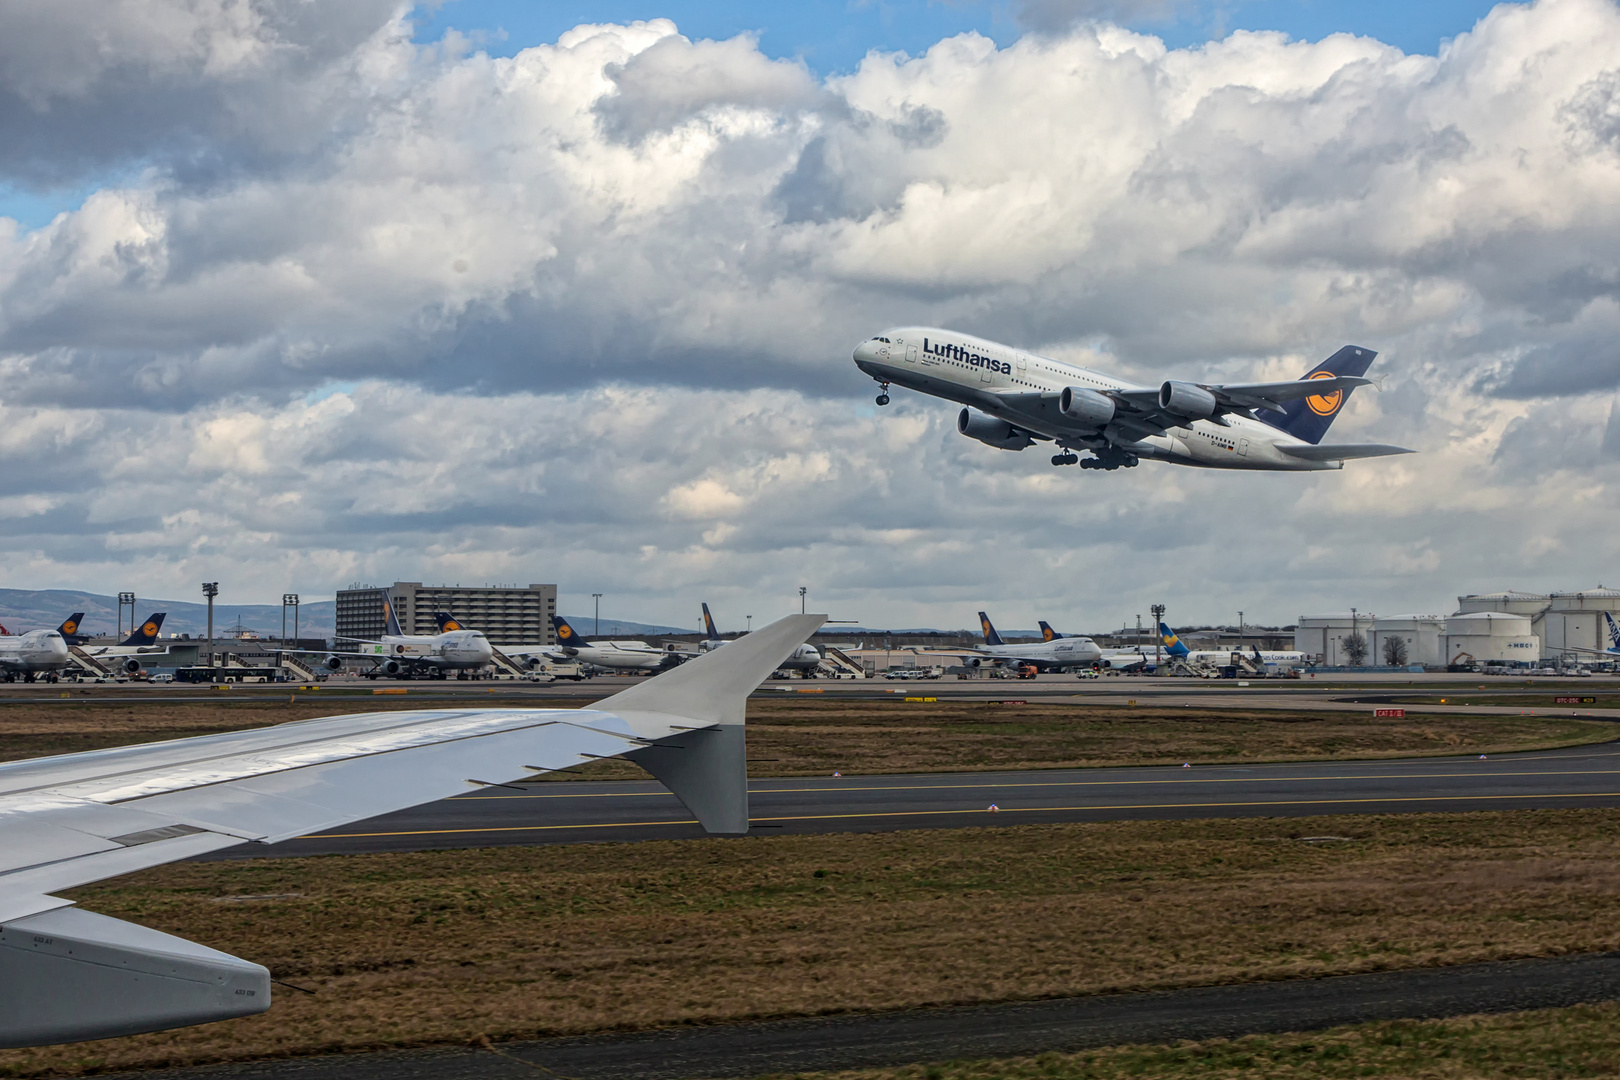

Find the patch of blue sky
[[412, 0, 1508, 73], [304, 381, 362, 405], [0, 181, 102, 233]]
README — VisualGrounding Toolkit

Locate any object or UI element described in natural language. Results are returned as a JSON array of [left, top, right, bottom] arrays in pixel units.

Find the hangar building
[[336, 582, 557, 648]]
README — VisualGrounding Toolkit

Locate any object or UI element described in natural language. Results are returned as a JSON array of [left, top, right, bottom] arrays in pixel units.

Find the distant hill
[[0, 589, 335, 639]]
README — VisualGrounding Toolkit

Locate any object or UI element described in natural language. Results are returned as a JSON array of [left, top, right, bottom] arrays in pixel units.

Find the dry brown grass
[[1, 697, 1609, 777], [791, 1002, 1620, 1079], [7, 809, 1620, 1076]]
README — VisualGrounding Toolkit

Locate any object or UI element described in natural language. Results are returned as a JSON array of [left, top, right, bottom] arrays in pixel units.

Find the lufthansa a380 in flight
[[853, 328, 1413, 471]]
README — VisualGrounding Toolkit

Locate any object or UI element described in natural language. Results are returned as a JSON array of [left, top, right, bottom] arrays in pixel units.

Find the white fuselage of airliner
[[854, 327, 1411, 472]]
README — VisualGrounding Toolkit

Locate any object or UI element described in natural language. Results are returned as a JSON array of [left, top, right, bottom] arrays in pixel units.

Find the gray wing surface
[[0, 614, 824, 1048], [1276, 442, 1415, 461]]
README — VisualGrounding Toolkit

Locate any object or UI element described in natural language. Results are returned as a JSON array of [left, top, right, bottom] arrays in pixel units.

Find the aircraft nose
[[852, 340, 878, 365], [474, 636, 493, 661], [47, 634, 68, 658]]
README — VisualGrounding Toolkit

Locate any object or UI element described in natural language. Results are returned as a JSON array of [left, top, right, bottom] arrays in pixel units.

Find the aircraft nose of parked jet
[[471, 634, 493, 663], [44, 632, 68, 660]]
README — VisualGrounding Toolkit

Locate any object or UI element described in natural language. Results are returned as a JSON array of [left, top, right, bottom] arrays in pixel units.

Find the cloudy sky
[[1, 0, 1618, 634]]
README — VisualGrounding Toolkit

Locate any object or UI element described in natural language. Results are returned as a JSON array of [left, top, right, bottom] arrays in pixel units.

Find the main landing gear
[[875, 381, 890, 406], [1051, 452, 1079, 466]]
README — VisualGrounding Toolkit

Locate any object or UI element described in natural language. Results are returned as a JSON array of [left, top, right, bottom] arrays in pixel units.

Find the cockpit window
[[874, 336, 891, 343]]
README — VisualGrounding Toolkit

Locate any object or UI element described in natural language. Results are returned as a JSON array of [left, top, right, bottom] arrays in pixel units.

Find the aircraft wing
[[1276, 442, 1415, 461], [1203, 376, 1371, 414], [0, 614, 824, 1049]]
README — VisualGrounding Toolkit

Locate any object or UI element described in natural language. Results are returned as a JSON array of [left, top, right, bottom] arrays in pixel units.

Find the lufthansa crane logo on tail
[[558, 624, 572, 639], [62, 620, 77, 634], [141, 621, 158, 637], [442, 619, 461, 631], [1305, 371, 1344, 417]]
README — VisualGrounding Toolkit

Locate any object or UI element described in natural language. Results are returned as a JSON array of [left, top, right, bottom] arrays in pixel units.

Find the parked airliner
[[505, 615, 679, 673], [315, 596, 492, 678], [954, 612, 1103, 671], [0, 625, 69, 682], [853, 328, 1413, 471], [700, 603, 822, 673]]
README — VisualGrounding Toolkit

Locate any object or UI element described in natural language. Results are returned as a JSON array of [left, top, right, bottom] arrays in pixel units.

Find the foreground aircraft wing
[[0, 614, 824, 1049], [1276, 442, 1415, 461]]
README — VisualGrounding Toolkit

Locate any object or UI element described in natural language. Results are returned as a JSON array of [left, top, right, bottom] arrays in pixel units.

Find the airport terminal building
[[336, 582, 556, 648]]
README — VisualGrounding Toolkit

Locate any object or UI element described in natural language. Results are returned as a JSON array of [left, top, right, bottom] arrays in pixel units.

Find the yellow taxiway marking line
[[453, 768, 1620, 800], [304, 790, 1620, 839]]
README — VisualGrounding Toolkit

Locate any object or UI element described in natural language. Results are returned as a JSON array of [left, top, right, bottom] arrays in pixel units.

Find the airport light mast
[[1151, 603, 1166, 669], [592, 593, 603, 637], [799, 586, 807, 614], [117, 592, 135, 639], [202, 582, 219, 668]]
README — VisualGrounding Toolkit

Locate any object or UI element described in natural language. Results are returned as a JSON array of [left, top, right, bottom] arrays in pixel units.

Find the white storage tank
[[1371, 614, 1444, 667], [1442, 612, 1539, 665], [1455, 590, 1550, 616], [1543, 588, 1620, 658], [1295, 613, 1376, 666], [1454, 591, 1550, 647]]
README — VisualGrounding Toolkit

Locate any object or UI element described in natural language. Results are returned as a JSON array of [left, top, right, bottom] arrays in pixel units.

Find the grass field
[[0, 697, 1611, 775], [5, 809, 1620, 1076], [781, 1002, 1620, 1080]]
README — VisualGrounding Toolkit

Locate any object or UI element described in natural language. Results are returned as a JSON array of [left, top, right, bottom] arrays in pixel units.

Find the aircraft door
[[1238, 438, 1249, 457], [906, 344, 918, 363]]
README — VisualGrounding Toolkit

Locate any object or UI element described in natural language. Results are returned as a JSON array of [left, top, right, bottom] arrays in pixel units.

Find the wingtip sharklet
[[602, 613, 826, 836]]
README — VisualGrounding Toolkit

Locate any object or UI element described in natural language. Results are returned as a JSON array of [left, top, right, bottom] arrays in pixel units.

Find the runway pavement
[[213, 739, 1620, 859]]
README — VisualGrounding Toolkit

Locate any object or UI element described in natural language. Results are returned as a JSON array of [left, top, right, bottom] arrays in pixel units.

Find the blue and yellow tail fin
[[552, 614, 593, 647], [1257, 346, 1377, 446], [56, 613, 85, 642], [1158, 621, 1190, 659], [978, 611, 1005, 647], [433, 612, 465, 632], [380, 594, 405, 637], [702, 603, 722, 642], [120, 612, 165, 647], [1038, 620, 1066, 642]]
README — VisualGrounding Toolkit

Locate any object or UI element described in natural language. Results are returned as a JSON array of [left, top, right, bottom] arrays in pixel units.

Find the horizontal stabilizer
[[1278, 442, 1415, 461]]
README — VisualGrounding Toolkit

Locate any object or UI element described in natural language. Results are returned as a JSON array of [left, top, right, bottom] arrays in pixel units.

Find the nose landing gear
[[875, 381, 890, 406]]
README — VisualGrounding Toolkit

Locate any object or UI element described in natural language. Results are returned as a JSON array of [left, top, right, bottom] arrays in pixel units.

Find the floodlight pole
[[592, 593, 603, 637], [202, 583, 219, 667], [117, 592, 135, 638], [799, 586, 807, 614], [1151, 603, 1166, 669]]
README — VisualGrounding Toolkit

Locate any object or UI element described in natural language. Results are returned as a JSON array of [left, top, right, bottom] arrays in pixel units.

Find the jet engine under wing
[[0, 614, 825, 1049], [1276, 442, 1415, 461]]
